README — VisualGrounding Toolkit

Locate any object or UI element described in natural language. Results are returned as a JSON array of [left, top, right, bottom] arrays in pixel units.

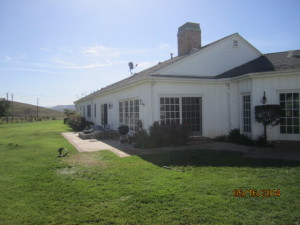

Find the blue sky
[[0, 0, 299, 106]]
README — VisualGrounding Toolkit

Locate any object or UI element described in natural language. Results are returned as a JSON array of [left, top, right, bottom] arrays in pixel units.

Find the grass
[[0, 121, 299, 225], [0, 101, 65, 123]]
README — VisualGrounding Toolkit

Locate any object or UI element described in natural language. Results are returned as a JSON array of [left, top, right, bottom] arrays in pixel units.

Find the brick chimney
[[177, 22, 201, 56]]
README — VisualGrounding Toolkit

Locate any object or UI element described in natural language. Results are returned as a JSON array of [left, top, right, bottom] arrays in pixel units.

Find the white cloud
[[4, 56, 11, 62], [46, 45, 120, 69], [82, 45, 120, 58], [1, 43, 176, 73], [40, 47, 52, 52], [0, 66, 64, 75], [158, 43, 172, 50], [135, 61, 157, 71]]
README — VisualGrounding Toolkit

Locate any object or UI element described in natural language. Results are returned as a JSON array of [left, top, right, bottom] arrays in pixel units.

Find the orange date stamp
[[233, 189, 281, 197]]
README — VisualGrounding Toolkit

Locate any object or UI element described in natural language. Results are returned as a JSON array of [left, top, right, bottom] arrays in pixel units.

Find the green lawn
[[0, 121, 299, 225]]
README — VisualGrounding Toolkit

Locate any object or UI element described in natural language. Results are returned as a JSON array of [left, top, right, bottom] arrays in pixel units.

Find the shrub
[[66, 113, 94, 131], [256, 135, 267, 147], [214, 135, 228, 142], [227, 129, 241, 143], [134, 122, 190, 148], [227, 129, 254, 146], [238, 134, 254, 146], [134, 129, 150, 148]]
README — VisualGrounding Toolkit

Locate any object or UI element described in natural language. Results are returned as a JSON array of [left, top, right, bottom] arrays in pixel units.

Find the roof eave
[[229, 68, 300, 81]]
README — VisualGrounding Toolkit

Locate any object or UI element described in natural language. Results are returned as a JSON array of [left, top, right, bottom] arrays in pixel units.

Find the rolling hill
[[51, 105, 75, 112], [5, 101, 65, 118]]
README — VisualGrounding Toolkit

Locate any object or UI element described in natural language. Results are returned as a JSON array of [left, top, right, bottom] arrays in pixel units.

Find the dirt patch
[[64, 153, 109, 168]]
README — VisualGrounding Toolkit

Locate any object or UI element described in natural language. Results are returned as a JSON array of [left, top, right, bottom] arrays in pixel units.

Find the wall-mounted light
[[261, 91, 267, 104], [108, 103, 113, 109], [140, 99, 145, 106]]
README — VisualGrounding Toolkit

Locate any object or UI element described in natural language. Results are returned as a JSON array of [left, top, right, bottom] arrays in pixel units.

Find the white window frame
[[242, 94, 251, 133], [119, 98, 140, 131], [159, 95, 202, 136], [279, 91, 299, 135]]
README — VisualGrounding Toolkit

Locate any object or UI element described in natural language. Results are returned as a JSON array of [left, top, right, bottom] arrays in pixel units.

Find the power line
[[0, 92, 75, 106]]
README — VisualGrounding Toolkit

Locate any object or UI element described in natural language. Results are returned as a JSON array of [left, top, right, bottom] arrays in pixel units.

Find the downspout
[[151, 79, 155, 125], [226, 81, 232, 131]]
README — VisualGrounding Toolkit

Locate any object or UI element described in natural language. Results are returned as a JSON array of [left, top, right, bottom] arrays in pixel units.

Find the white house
[[75, 22, 300, 141]]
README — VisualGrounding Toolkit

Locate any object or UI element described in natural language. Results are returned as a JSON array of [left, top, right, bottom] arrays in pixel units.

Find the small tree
[[63, 109, 76, 116], [0, 98, 10, 118], [255, 104, 282, 140]]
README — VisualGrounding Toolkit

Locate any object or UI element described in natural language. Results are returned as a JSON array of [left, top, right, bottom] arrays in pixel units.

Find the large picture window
[[160, 97, 180, 125], [119, 99, 139, 131], [242, 95, 251, 133], [280, 93, 299, 134], [160, 97, 202, 135]]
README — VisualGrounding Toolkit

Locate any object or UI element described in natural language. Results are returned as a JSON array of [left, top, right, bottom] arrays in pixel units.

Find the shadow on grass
[[139, 149, 300, 168]]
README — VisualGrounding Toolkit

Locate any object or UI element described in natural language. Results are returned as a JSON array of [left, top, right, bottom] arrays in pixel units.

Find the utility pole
[[37, 98, 39, 120], [6, 92, 9, 122], [11, 93, 14, 119]]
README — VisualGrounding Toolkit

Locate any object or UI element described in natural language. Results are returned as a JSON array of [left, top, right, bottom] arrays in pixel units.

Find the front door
[[101, 104, 108, 126]]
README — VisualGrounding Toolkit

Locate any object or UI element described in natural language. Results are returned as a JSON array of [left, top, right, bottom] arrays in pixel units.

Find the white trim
[[276, 90, 300, 140]]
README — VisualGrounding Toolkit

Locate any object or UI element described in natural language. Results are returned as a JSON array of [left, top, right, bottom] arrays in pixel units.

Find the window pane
[[293, 93, 299, 101], [280, 92, 300, 134], [242, 95, 251, 133], [280, 126, 286, 133], [280, 118, 286, 125]]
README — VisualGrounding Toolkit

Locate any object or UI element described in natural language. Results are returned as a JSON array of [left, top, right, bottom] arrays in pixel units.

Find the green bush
[[227, 129, 254, 146], [256, 135, 267, 147], [134, 122, 190, 148], [214, 135, 228, 142], [66, 113, 94, 131], [227, 129, 241, 143], [134, 129, 150, 148]]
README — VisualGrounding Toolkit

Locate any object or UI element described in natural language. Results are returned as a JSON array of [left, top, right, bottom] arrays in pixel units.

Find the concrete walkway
[[62, 132, 300, 161], [61, 132, 130, 157]]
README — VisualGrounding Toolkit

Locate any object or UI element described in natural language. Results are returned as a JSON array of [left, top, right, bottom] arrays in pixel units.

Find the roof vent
[[233, 40, 238, 47]]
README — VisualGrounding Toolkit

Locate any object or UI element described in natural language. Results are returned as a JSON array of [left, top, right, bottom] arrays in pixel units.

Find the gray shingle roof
[[216, 50, 300, 79], [75, 34, 300, 103], [75, 54, 190, 102]]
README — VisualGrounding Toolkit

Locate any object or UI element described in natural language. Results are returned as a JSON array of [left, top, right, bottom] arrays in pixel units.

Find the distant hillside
[[51, 105, 75, 112], [6, 101, 65, 118]]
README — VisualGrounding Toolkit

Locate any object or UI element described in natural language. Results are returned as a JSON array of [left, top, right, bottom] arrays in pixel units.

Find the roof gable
[[154, 33, 261, 77]]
